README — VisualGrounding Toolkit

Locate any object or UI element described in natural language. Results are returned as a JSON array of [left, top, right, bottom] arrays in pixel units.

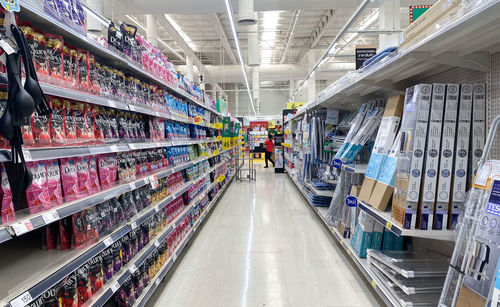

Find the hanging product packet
[[22, 115, 35, 146], [77, 49, 90, 91], [0, 166, 14, 223], [98, 153, 117, 189], [62, 44, 72, 85], [121, 22, 137, 58], [84, 104, 96, 142], [72, 211, 87, 247], [46, 34, 64, 84], [26, 161, 50, 214], [50, 96, 66, 143], [72, 101, 86, 142], [87, 255, 103, 295], [70, 46, 79, 87], [88, 55, 100, 95], [76, 156, 90, 197], [32, 111, 51, 145], [57, 273, 78, 307], [46, 159, 63, 207], [60, 157, 80, 201], [108, 22, 123, 52], [88, 155, 100, 194], [70, 0, 87, 34]]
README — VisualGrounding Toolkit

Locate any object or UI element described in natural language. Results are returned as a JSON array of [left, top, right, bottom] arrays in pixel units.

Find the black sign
[[356, 47, 377, 70], [274, 133, 284, 146]]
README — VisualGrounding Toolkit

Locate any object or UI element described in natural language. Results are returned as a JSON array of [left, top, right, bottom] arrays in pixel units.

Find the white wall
[[235, 90, 289, 116]]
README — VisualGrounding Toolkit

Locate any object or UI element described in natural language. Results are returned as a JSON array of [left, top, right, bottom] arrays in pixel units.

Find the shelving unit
[[285, 0, 500, 123]]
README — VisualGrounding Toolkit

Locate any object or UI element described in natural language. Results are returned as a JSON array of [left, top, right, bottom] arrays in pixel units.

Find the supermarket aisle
[[147, 166, 381, 307]]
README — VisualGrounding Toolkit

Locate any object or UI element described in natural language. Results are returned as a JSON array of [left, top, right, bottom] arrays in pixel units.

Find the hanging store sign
[[355, 47, 377, 70]]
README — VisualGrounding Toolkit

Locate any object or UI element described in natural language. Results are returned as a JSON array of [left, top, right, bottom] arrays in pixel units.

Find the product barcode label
[[129, 264, 137, 274], [149, 175, 159, 189], [42, 210, 60, 224], [131, 222, 137, 230], [476, 95, 485, 99], [10, 291, 33, 307], [11, 221, 33, 236], [154, 240, 160, 247], [155, 278, 161, 286], [464, 95, 472, 100], [111, 282, 120, 293], [22, 149, 32, 162], [103, 237, 114, 247], [422, 96, 430, 101], [448, 95, 457, 100], [435, 95, 444, 100]]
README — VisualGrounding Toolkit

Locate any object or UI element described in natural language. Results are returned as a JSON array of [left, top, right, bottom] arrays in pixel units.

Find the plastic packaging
[[26, 161, 50, 213], [46, 159, 63, 206]]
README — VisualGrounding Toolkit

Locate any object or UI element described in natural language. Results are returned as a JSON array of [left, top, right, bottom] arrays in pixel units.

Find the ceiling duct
[[85, 0, 104, 32], [247, 23, 259, 66], [238, 0, 257, 25]]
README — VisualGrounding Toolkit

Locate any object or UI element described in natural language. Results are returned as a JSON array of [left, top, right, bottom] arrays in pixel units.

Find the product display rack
[[17, 0, 224, 118], [0, 152, 236, 307], [285, 0, 500, 122]]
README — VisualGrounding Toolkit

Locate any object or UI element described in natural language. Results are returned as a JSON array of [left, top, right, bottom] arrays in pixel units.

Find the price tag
[[213, 150, 220, 156], [385, 222, 393, 230], [154, 205, 161, 213], [285, 130, 290, 135], [129, 264, 138, 274], [173, 254, 178, 262], [214, 123, 223, 129], [149, 175, 159, 189], [103, 237, 114, 247], [347, 249, 351, 256], [131, 222, 137, 230], [345, 196, 358, 207], [10, 291, 33, 307], [111, 282, 120, 293], [129, 143, 137, 150], [239, 148, 244, 152], [371, 280, 377, 289], [42, 210, 60, 224], [217, 175, 226, 183], [0, 0, 19, 13], [340, 240, 344, 246], [155, 278, 161, 286], [22, 149, 32, 162], [11, 221, 33, 236], [154, 241, 160, 247], [216, 135, 222, 141], [194, 116, 203, 124], [332, 159, 342, 169]]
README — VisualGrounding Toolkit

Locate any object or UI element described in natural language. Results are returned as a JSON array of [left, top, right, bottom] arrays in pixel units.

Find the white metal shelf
[[2, 159, 234, 307], [18, 1, 224, 118], [2, 149, 231, 243], [285, 0, 500, 122]]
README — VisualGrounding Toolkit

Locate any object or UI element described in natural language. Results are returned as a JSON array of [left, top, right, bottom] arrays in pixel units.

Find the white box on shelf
[[435, 84, 459, 230], [420, 83, 446, 230], [450, 84, 473, 229]]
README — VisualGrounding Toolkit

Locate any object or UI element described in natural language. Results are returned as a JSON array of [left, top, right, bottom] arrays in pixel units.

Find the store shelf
[[357, 201, 456, 241], [285, 0, 500, 121], [18, 1, 223, 117], [134, 173, 235, 307], [3, 149, 230, 242]]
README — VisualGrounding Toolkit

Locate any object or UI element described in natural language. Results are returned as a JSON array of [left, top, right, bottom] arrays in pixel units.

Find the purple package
[[120, 234, 131, 265], [141, 223, 150, 246], [111, 240, 122, 274], [70, 0, 86, 34], [43, 0, 61, 19], [101, 248, 114, 283]]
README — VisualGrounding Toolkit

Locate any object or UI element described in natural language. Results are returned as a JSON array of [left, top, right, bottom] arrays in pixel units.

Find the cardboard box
[[470, 84, 486, 185], [435, 84, 459, 230], [337, 219, 350, 238], [450, 84, 473, 229], [400, 0, 460, 46], [420, 84, 446, 230], [456, 285, 487, 307], [392, 84, 432, 229], [360, 95, 405, 204], [350, 211, 375, 258]]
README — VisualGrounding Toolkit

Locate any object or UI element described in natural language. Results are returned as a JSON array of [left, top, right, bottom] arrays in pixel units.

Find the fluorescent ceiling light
[[261, 11, 279, 44], [224, 0, 257, 115], [165, 15, 195, 49]]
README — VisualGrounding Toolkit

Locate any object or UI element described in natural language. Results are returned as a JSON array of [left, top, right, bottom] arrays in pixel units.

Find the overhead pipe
[[238, 0, 257, 25], [248, 23, 260, 66]]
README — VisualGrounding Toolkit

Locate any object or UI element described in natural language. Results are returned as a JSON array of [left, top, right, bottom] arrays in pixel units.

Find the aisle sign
[[222, 137, 231, 150], [356, 46, 377, 69], [286, 102, 305, 109]]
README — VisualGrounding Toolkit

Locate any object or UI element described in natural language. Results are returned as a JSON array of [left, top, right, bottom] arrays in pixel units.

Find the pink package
[[26, 161, 51, 214], [46, 160, 63, 207], [76, 156, 91, 197], [88, 156, 100, 194], [97, 154, 117, 189], [60, 157, 80, 201], [0, 166, 15, 223]]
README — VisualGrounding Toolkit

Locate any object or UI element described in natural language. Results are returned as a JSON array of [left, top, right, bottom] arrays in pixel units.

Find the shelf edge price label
[[42, 210, 60, 224], [154, 240, 160, 247], [10, 291, 33, 307], [111, 282, 120, 293], [371, 279, 377, 289], [11, 221, 33, 236], [213, 150, 220, 156], [155, 278, 161, 286], [22, 149, 32, 162], [149, 175, 159, 189], [194, 116, 203, 124], [214, 122, 223, 129], [385, 222, 393, 230], [129, 264, 138, 274], [103, 237, 114, 247], [216, 135, 222, 141], [217, 175, 226, 183]]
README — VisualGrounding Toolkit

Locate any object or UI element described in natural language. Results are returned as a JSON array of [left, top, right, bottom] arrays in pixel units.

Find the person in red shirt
[[264, 134, 275, 168]]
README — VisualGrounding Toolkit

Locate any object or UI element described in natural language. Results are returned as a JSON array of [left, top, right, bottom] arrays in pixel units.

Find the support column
[[186, 56, 194, 82], [379, 0, 400, 50], [146, 15, 158, 47], [307, 52, 316, 102], [235, 85, 240, 115], [252, 67, 260, 115], [86, 0, 104, 32]]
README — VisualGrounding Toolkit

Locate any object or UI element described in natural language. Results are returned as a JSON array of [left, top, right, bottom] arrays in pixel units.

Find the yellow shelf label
[[216, 135, 222, 141], [194, 116, 203, 124], [285, 130, 290, 135], [385, 222, 392, 230], [213, 150, 220, 156], [217, 175, 226, 183], [371, 280, 377, 289], [214, 122, 223, 129]]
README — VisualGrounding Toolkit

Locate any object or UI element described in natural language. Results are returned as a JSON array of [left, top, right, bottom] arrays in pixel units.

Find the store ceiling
[[103, 0, 436, 112]]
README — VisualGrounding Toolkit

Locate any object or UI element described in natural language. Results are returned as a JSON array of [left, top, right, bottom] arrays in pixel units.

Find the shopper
[[264, 134, 275, 168]]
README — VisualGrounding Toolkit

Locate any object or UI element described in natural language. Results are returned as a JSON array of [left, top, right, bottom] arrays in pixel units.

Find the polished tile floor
[[147, 165, 382, 307]]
